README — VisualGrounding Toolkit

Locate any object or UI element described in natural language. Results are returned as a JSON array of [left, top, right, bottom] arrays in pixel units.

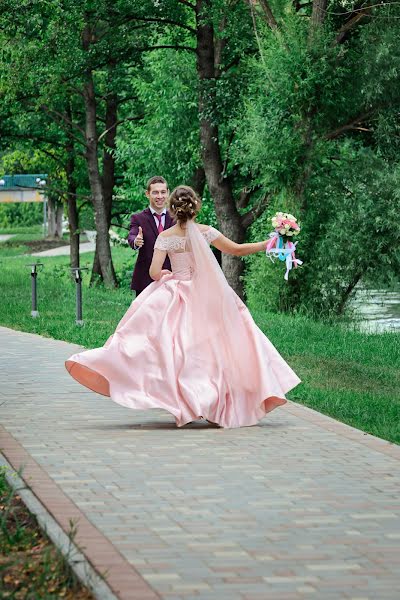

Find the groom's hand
[[135, 226, 144, 248]]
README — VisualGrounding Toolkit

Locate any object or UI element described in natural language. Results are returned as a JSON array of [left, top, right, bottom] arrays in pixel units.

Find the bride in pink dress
[[66, 186, 300, 428]]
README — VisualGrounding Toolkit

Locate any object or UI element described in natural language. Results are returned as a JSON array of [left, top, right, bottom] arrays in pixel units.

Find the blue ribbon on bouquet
[[266, 232, 303, 280]]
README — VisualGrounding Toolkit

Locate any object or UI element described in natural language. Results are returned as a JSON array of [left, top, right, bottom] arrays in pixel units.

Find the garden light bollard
[[27, 263, 43, 318], [71, 267, 88, 326]]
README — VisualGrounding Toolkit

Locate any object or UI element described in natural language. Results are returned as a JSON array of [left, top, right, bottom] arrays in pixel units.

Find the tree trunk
[[90, 67, 118, 284], [91, 246, 101, 281], [102, 91, 117, 222], [258, 0, 279, 30], [337, 272, 362, 315], [47, 196, 63, 239], [82, 23, 117, 288], [196, 0, 245, 297], [65, 126, 80, 269], [190, 166, 206, 196], [55, 203, 63, 237], [311, 0, 328, 27], [67, 193, 79, 269], [91, 86, 118, 284], [47, 197, 55, 238]]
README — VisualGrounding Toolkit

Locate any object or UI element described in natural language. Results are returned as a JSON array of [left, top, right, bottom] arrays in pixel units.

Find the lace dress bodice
[[154, 226, 220, 280]]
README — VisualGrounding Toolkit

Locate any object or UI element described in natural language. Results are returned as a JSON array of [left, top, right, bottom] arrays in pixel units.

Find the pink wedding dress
[[65, 224, 300, 428]]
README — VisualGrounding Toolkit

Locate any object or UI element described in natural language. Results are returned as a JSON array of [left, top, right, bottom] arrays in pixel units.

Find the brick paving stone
[[1, 326, 400, 599]]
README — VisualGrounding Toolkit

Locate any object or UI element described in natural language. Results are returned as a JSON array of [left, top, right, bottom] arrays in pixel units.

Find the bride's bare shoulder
[[197, 223, 210, 232], [160, 225, 179, 237]]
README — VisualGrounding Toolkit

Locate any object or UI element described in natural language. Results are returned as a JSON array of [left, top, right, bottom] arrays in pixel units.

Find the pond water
[[351, 286, 400, 333]]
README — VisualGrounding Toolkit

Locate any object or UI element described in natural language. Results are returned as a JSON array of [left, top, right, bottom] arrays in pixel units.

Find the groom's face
[[146, 182, 169, 213]]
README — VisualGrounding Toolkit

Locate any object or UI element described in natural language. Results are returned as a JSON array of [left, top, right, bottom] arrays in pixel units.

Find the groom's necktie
[[155, 213, 164, 234]]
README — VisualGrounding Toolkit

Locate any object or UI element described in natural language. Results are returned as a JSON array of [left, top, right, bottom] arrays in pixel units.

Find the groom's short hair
[[146, 176, 168, 191]]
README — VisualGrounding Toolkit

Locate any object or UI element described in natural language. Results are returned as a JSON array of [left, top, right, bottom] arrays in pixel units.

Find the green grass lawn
[[0, 225, 43, 235], [1, 230, 399, 444]]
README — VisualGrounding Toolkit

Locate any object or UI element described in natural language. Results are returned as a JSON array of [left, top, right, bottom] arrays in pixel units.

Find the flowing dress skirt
[[66, 275, 300, 428]]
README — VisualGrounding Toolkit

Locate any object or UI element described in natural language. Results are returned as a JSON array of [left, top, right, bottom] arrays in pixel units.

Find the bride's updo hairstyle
[[168, 185, 202, 224]]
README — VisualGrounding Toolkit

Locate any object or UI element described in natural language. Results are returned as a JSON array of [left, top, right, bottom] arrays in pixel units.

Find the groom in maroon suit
[[127, 176, 174, 296]]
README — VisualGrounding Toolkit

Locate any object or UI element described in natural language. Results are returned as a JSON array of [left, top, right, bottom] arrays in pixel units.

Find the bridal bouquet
[[266, 212, 303, 280]]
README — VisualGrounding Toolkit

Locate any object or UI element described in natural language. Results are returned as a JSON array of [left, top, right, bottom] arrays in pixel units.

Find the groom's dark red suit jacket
[[127, 207, 173, 293]]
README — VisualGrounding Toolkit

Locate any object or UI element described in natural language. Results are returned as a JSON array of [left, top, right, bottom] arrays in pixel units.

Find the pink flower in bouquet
[[282, 219, 299, 229]]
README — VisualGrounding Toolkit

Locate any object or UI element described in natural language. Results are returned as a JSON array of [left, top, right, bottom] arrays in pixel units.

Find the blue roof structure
[[0, 174, 47, 190]]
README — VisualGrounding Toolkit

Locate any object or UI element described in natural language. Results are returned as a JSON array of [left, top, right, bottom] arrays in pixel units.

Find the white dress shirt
[[150, 208, 166, 230], [134, 209, 166, 250]]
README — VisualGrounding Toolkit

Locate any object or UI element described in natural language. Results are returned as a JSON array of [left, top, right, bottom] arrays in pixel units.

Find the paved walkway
[[31, 241, 96, 257], [0, 234, 15, 242], [1, 326, 399, 600]]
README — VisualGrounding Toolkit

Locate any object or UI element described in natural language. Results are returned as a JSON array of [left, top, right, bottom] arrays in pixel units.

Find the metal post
[[76, 269, 83, 325], [31, 265, 38, 317], [71, 268, 87, 326], [27, 263, 43, 318]]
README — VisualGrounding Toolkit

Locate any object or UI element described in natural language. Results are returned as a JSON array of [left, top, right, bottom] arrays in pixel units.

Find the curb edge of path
[[285, 402, 400, 460], [0, 452, 118, 600], [0, 426, 161, 600]]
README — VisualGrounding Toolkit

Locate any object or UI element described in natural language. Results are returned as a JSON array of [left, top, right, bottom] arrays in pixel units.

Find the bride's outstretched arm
[[212, 234, 267, 257], [149, 249, 170, 280]]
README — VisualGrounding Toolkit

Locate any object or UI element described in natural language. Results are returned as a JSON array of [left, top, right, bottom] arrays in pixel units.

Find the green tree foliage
[[118, 50, 199, 195], [0, 0, 399, 314], [0, 0, 182, 283], [237, 4, 400, 315], [0, 203, 42, 228]]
